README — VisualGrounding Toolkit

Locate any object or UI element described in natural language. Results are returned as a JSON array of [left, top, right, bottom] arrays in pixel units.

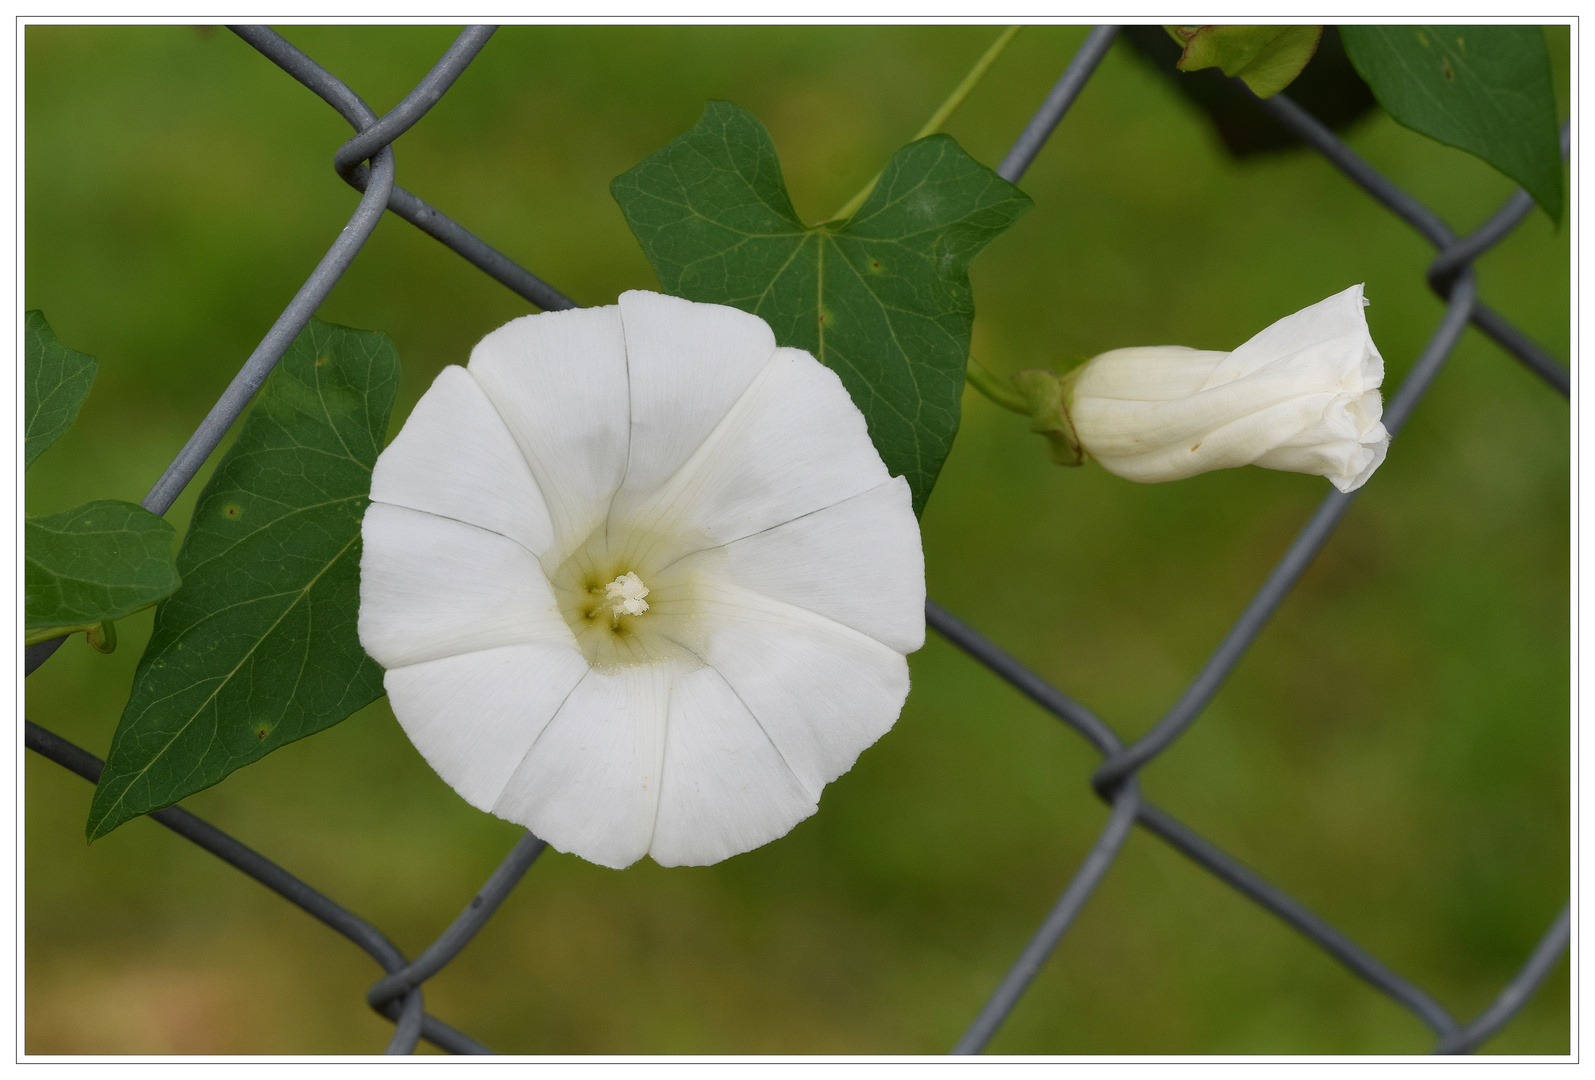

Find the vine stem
[[965, 355, 1030, 414], [823, 25, 1021, 224], [25, 598, 162, 649]]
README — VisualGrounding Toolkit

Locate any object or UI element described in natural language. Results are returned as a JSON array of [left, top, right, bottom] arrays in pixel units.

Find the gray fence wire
[[22, 25, 1571, 1055]]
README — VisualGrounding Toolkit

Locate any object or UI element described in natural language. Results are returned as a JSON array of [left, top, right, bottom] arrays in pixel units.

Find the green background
[[24, 25, 1569, 1054]]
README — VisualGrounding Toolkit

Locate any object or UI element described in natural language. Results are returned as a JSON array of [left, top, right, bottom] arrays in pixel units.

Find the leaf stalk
[[965, 355, 1031, 414], [824, 25, 1021, 224]]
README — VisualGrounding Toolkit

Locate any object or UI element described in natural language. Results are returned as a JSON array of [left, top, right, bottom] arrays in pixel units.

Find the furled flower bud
[[1040, 284, 1389, 493]]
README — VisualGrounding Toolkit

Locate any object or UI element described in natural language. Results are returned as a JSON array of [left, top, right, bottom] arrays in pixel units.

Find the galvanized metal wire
[[23, 25, 1570, 1055]]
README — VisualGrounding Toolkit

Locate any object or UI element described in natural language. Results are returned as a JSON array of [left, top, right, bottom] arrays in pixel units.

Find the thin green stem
[[26, 599, 157, 649], [966, 355, 1030, 415], [824, 26, 1022, 224], [26, 621, 101, 647]]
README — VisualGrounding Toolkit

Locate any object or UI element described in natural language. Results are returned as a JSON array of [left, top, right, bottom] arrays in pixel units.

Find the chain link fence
[[23, 25, 1570, 1055]]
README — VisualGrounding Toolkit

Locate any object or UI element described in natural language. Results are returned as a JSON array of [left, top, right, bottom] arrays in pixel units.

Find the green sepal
[[1010, 367, 1086, 467]]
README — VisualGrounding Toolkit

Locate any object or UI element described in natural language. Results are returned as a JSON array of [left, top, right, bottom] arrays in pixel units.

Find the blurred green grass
[[24, 25, 1568, 1054]]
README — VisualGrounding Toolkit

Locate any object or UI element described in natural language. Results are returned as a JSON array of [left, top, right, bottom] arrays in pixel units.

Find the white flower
[[357, 291, 924, 870], [1065, 284, 1389, 492]]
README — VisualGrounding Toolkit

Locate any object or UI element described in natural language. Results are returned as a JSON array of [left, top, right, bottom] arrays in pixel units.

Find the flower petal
[[1254, 388, 1390, 493], [622, 346, 891, 552], [369, 365, 554, 558], [1205, 283, 1377, 386], [1076, 337, 1383, 480], [384, 643, 590, 811], [493, 662, 676, 870], [1083, 390, 1341, 482], [612, 290, 776, 505], [466, 305, 630, 558], [673, 476, 924, 654], [648, 666, 817, 868], [358, 502, 572, 669], [678, 581, 909, 797], [1071, 346, 1228, 403]]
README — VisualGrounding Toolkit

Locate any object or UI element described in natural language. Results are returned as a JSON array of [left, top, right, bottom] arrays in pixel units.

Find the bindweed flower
[[358, 292, 924, 869], [1018, 284, 1389, 492]]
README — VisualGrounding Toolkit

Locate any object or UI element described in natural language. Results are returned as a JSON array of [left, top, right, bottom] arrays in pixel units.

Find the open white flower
[[1064, 284, 1389, 492], [358, 291, 924, 869]]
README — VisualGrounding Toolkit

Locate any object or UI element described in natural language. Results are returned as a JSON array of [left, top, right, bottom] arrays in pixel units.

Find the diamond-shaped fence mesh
[[24, 25, 1570, 1055]]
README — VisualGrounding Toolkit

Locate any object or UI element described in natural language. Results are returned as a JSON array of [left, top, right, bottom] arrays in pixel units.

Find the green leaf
[[25, 499, 179, 630], [1341, 26, 1563, 221], [611, 100, 1032, 515], [87, 319, 398, 841], [25, 310, 98, 469], [1168, 25, 1323, 99]]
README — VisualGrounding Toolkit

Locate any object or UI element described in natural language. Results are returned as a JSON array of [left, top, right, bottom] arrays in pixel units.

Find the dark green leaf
[[25, 500, 179, 631], [611, 100, 1032, 515], [25, 310, 98, 469], [88, 320, 398, 841], [1341, 25, 1563, 221]]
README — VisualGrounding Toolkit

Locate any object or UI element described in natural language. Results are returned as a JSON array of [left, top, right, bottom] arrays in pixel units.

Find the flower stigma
[[605, 571, 651, 617], [549, 522, 713, 674]]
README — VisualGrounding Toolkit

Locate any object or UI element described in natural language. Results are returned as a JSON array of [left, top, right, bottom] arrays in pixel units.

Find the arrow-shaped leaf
[[612, 100, 1032, 515], [88, 319, 398, 841], [26, 310, 98, 470], [1341, 26, 1563, 221]]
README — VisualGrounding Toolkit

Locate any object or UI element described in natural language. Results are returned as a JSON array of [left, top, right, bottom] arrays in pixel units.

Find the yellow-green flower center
[[550, 522, 714, 674]]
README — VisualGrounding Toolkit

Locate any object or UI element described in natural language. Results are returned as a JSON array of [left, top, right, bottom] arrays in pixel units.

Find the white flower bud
[[1066, 284, 1390, 492]]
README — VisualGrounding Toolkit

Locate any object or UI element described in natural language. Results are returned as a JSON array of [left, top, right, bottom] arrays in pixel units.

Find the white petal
[[682, 582, 909, 797], [358, 503, 572, 669], [1071, 346, 1228, 402], [466, 305, 630, 558], [612, 290, 776, 503], [621, 346, 891, 552], [493, 663, 675, 870], [1255, 403, 1390, 493], [1085, 391, 1339, 482], [384, 643, 590, 811], [1205, 283, 1376, 386], [369, 365, 554, 558], [673, 476, 924, 654], [648, 666, 817, 868], [1076, 344, 1378, 481]]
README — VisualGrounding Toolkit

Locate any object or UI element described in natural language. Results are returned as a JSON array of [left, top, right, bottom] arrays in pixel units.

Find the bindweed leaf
[[1341, 25, 1563, 221], [87, 320, 397, 841], [26, 310, 98, 469], [1122, 27, 1377, 159], [612, 100, 1032, 516], [26, 500, 179, 632], [1167, 25, 1323, 99]]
